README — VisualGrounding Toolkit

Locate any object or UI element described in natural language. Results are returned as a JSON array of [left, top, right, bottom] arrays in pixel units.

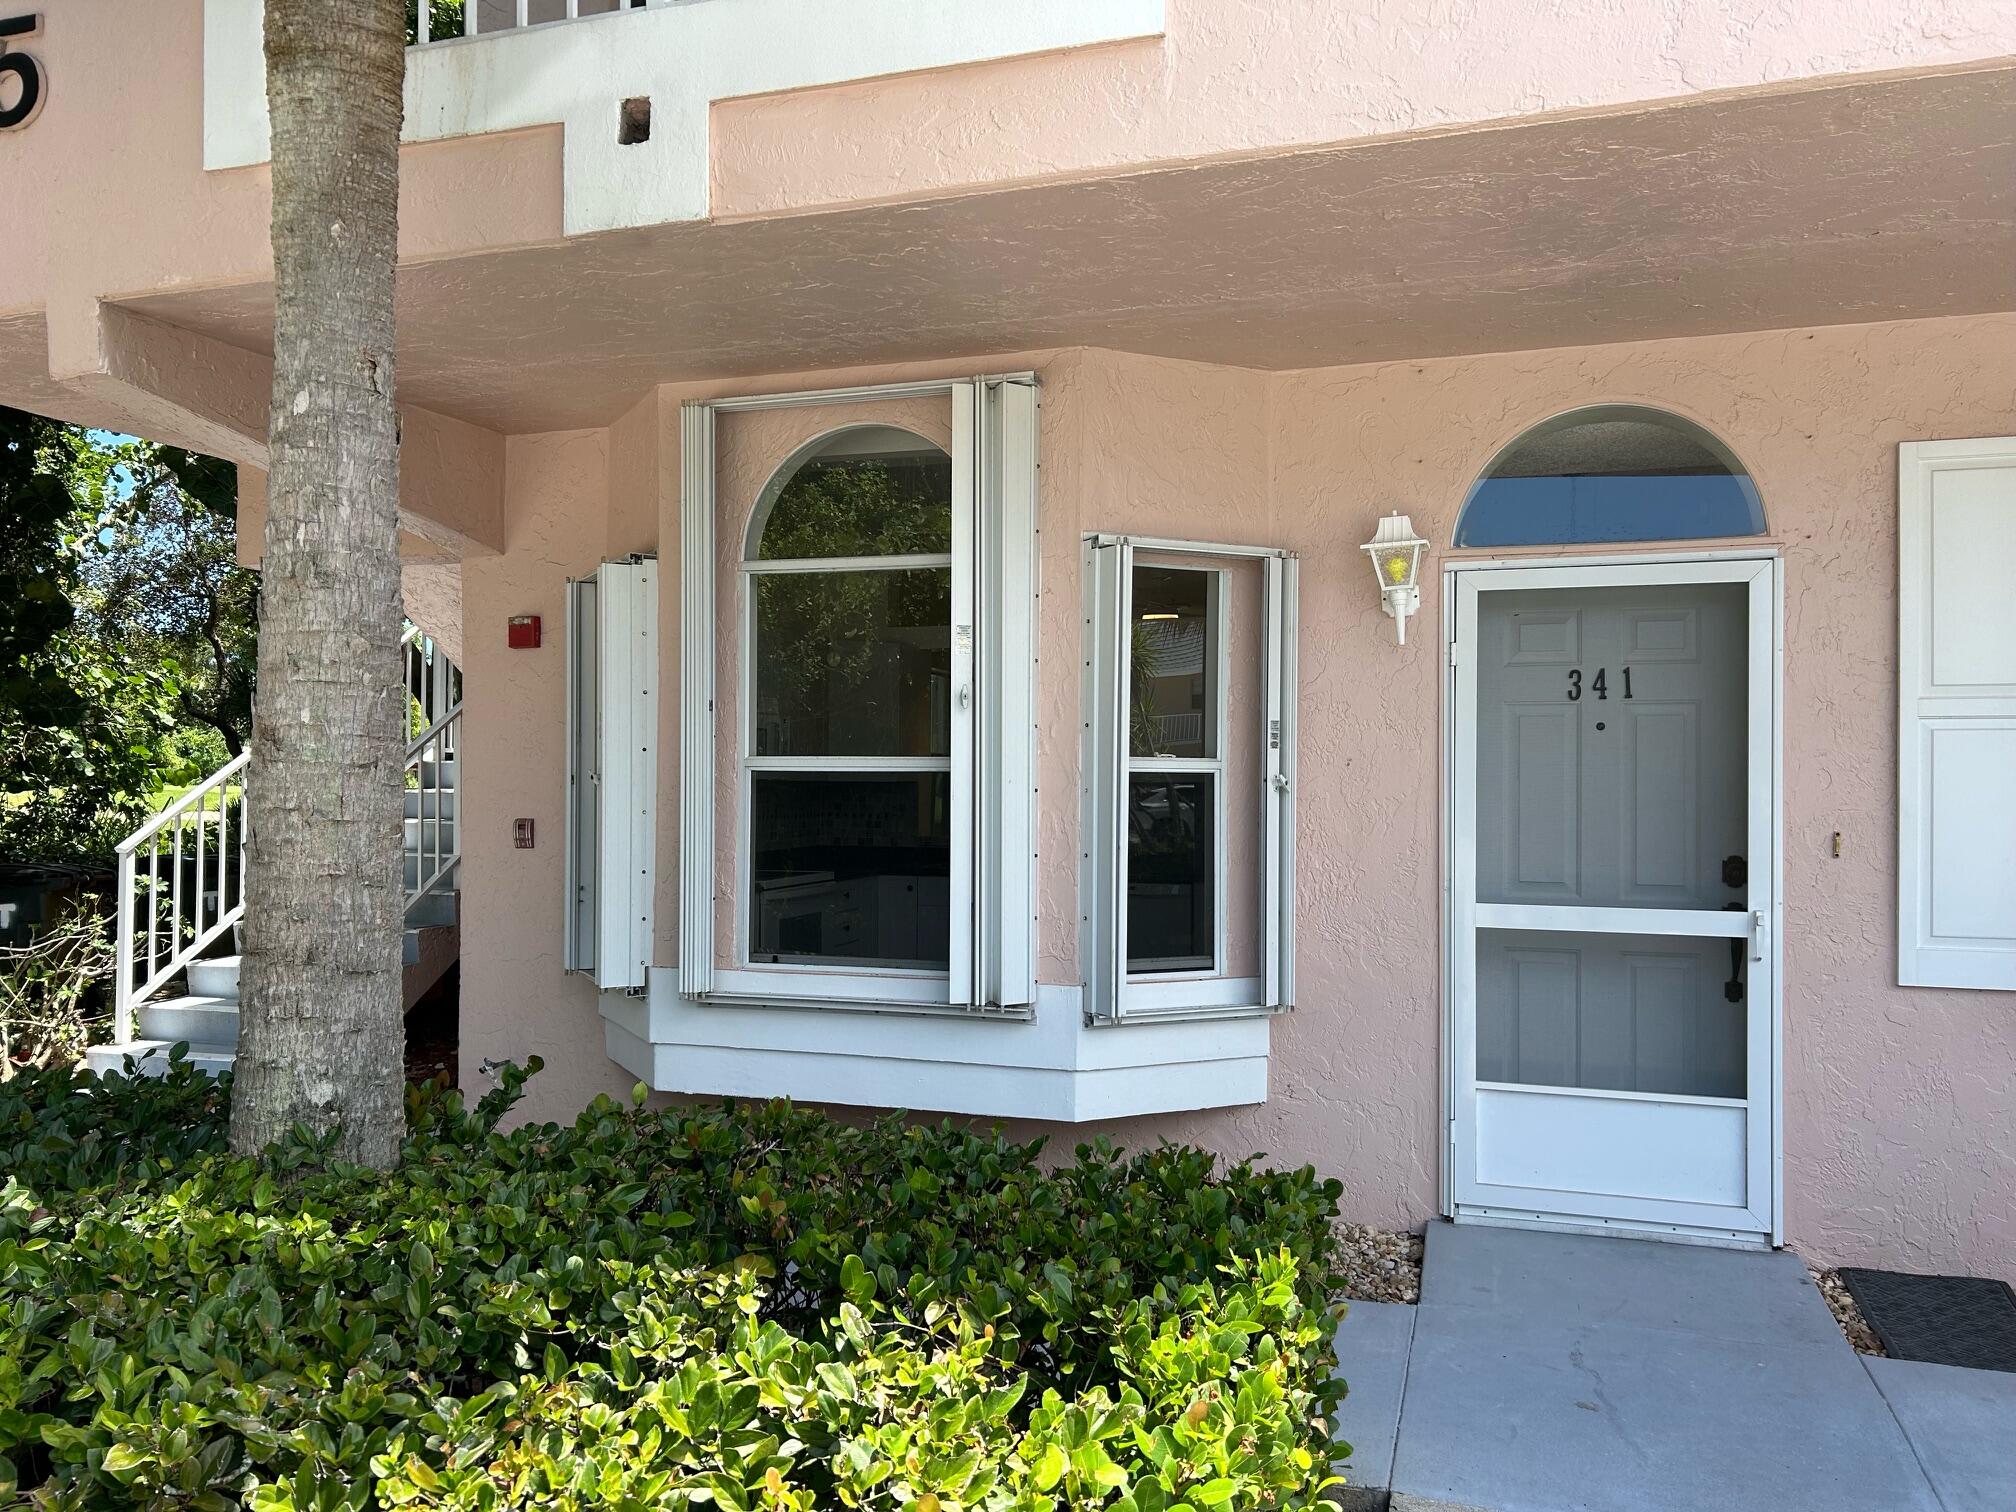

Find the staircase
[[85, 628, 462, 1078]]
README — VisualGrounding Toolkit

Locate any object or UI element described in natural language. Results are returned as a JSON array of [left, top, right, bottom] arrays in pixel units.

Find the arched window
[[1455, 406, 1764, 548], [742, 426, 955, 969]]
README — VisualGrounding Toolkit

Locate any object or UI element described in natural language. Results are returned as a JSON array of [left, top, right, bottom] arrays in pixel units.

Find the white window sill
[[598, 972, 1269, 1121]]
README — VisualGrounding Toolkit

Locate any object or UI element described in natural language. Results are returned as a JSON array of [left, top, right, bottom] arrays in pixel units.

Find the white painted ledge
[[600, 973, 1268, 1121], [204, 0, 1165, 235]]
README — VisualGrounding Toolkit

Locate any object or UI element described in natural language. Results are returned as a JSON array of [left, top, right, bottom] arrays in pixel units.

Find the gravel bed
[[1332, 1223, 1424, 1304], [1812, 1267, 1886, 1355]]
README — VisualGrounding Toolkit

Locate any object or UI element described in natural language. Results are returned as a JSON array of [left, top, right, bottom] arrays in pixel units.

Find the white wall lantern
[[1361, 512, 1429, 644]]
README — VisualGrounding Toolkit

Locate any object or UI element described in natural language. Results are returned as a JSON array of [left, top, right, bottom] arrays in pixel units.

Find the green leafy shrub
[[0, 903, 118, 1077], [0, 1063, 1349, 1507], [0, 1047, 228, 1192]]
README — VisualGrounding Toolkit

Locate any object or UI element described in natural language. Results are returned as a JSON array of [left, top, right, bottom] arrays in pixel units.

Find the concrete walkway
[[1332, 1222, 2015, 1512]]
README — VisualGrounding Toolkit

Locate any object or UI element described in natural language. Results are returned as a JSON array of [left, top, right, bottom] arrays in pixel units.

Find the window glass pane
[[758, 431, 952, 560], [750, 773, 951, 969], [1130, 566, 1215, 758], [1127, 773, 1215, 973], [754, 568, 950, 757], [1475, 928, 1747, 1099], [1456, 406, 1764, 548]]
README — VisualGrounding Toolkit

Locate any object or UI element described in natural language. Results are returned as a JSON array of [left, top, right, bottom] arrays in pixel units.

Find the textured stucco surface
[[458, 430, 642, 1117], [401, 563, 464, 664], [94, 62, 2016, 436], [458, 316, 2015, 1281], [712, 0, 2016, 219]]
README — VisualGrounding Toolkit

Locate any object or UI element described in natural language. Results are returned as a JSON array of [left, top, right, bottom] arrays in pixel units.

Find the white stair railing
[[403, 628, 464, 911], [114, 751, 249, 1045], [108, 628, 464, 1048], [406, 701, 464, 910]]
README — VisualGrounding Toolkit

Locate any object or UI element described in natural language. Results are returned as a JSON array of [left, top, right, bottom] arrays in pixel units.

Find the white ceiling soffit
[[203, 0, 1166, 235]]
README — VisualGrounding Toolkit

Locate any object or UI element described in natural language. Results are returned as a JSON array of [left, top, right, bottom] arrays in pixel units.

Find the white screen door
[[1450, 557, 1779, 1242]]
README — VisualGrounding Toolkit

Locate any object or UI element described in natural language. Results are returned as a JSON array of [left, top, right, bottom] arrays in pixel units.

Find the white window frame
[[563, 557, 658, 990], [1083, 534, 1297, 1024], [679, 376, 1040, 1016]]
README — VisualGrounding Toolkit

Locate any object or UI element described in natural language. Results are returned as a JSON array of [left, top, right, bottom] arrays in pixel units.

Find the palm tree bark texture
[[232, 0, 408, 1166]]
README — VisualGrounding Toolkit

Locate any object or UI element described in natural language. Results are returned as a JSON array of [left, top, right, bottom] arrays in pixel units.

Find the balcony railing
[[408, 0, 655, 46]]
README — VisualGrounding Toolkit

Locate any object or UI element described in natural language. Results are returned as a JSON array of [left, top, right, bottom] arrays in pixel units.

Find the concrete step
[[404, 788, 458, 820], [405, 888, 458, 929], [416, 757, 457, 789], [186, 955, 241, 1003], [137, 993, 239, 1046], [84, 1039, 234, 1078]]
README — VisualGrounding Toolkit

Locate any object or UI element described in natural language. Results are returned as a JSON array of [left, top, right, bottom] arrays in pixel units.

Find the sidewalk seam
[[1382, 1304, 1421, 1496], [1863, 1357, 1953, 1512]]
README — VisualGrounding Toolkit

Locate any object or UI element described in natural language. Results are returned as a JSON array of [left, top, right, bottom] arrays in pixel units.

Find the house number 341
[[1567, 667, 1634, 701], [0, 14, 43, 132]]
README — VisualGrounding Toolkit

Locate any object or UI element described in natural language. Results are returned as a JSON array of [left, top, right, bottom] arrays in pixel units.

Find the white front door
[[1449, 557, 1779, 1242]]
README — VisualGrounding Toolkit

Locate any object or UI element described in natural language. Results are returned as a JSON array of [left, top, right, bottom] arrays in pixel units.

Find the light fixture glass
[[1360, 512, 1429, 644]]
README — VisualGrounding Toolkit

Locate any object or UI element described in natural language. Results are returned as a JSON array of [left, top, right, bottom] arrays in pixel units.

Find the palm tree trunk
[[231, 0, 408, 1167]]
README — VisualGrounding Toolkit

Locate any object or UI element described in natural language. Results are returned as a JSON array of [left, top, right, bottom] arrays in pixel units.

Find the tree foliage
[[80, 439, 258, 758], [0, 413, 182, 862], [0, 410, 256, 864]]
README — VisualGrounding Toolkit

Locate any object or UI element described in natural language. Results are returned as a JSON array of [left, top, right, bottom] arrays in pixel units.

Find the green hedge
[[0, 1058, 1350, 1508]]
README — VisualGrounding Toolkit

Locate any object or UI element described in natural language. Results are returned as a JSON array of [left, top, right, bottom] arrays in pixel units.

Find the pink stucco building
[[3, 1, 2012, 1279]]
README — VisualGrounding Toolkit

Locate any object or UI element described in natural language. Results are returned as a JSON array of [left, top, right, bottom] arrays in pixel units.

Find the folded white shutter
[[593, 558, 658, 991], [1897, 438, 2016, 989], [973, 378, 1040, 1010], [1082, 538, 1132, 1023], [563, 576, 600, 975]]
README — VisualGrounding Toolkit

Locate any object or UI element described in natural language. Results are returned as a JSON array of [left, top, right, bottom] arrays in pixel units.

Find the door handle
[[1749, 909, 1766, 964]]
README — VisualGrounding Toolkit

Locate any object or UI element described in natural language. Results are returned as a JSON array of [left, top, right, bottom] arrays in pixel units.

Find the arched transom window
[[1455, 405, 1765, 548], [742, 425, 954, 970]]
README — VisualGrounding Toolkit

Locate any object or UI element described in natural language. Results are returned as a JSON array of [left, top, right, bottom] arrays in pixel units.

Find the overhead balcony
[[203, 0, 1167, 235], [407, 1, 657, 48]]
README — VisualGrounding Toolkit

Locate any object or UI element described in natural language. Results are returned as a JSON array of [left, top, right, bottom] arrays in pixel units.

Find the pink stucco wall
[[458, 430, 626, 1117], [456, 314, 2015, 1282], [711, 0, 2016, 221]]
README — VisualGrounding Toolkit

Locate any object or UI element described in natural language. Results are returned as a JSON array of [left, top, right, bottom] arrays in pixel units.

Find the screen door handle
[[1749, 910, 1767, 964]]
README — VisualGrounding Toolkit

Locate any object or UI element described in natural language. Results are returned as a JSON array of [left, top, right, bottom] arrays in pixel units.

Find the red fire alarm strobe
[[507, 614, 541, 649]]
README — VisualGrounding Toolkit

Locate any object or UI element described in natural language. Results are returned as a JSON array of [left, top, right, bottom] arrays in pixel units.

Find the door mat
[[1837, 1268, 2016, 1372]]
